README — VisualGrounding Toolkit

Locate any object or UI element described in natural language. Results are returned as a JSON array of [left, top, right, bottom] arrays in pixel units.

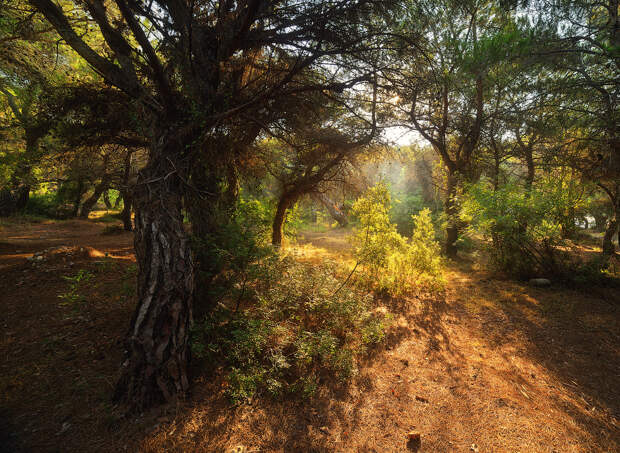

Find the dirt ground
[[1, 219, 619, 452]]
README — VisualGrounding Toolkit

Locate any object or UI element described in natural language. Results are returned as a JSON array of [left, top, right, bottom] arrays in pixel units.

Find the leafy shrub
[[462, 179, 585, 279], [350, 183, 444, 295], [23, 193, 59, 218], [192, 257, 389, 404]]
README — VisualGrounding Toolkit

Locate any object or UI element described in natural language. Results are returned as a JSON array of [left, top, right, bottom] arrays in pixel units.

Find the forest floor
[[1, 216, 619, 452]]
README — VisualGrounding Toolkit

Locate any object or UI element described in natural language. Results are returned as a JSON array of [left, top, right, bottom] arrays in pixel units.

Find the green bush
[[462, 178, 586, 279], [191, 257, 389, 404], [23, 192, 59, 218], [350, 183, 444, 296]]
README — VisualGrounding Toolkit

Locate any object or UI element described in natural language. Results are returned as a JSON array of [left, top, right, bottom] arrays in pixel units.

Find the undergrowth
[[192, 240, 390, 404], [350, 183, 444, 296]]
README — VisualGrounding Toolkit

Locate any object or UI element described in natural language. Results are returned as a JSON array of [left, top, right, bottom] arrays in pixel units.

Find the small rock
[[415, 395, 429, 403], [319, 426, 329, 434], [470, 443, 479, 452], [529, 278, 551, 287]]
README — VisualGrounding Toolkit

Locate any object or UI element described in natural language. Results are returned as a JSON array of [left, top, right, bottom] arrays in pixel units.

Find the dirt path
[[1, 221, 619, 452]]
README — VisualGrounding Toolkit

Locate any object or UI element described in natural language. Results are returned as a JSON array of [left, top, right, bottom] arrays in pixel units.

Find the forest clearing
[[1, 215, 618, 452], [2, 0, 620, 451]]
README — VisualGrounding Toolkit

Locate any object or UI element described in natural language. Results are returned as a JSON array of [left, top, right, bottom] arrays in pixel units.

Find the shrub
[[350, 183, 444, 295], [191, 257, 389, 404], [23, 193, 59, 218], [462, 179, 585, 279]]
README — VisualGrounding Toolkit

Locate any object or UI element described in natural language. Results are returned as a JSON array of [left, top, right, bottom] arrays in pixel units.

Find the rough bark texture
[[114, 139, 194, 411], [313, 192, 348, 227]]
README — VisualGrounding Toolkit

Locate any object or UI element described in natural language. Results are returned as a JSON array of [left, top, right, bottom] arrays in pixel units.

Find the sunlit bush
[[462, 178, 587, 279], [350, 183, 444, 295], [191, 257, 390, 404]]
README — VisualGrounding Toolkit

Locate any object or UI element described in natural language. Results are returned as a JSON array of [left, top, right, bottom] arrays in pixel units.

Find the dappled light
[[1, 0, 619, 451]]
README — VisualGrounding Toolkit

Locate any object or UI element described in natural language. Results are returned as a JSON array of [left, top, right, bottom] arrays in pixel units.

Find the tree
[[27, 0, 395, 409], [537, 0, 620, 259]]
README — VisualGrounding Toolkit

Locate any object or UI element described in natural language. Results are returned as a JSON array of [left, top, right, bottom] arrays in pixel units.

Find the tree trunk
[[71, 179, 86, 217], [103, 190, 113, 209], [523, 143, 535, 194], [602, 185, 619, 260], [120, 191, 133, 231], [120, 151, 134, 231], [272, 193, 296, 247], [80, 175, 111, 218], [313, 192, 348, 227], [113, 138, 194, 411], [445, 169, 459, 258], [114, 191, 123, 209]]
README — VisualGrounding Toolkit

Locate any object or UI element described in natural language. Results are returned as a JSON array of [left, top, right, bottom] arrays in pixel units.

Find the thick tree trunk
[[120, 151, 134, 231], [79, 175, 111, 218], [114, 139, 194, 411], [272, 193, 296, 247], [445, 169, 459, 258], [313, 192, 348, 227]]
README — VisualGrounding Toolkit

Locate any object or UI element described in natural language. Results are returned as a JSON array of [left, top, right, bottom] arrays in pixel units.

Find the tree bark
[[313, 192, 348, 227], [120, 151, 134, 231], [445, 169, 459, 258], [272, 193, 297, 247], [113, 138, 194, 411]]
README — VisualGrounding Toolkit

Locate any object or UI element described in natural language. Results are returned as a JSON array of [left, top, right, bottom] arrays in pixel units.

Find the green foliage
[[390, 191, 425, 236], [23, 193, 58, 218], [351, 183, 444, 296], [58, 269, 94, 305], [192, 257, 389, 404], [462, 176, 593, 279]]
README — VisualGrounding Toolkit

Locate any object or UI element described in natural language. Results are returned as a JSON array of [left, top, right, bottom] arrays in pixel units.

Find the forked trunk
[[79, 175, 111, 218], [114, 139, 194, 411]]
